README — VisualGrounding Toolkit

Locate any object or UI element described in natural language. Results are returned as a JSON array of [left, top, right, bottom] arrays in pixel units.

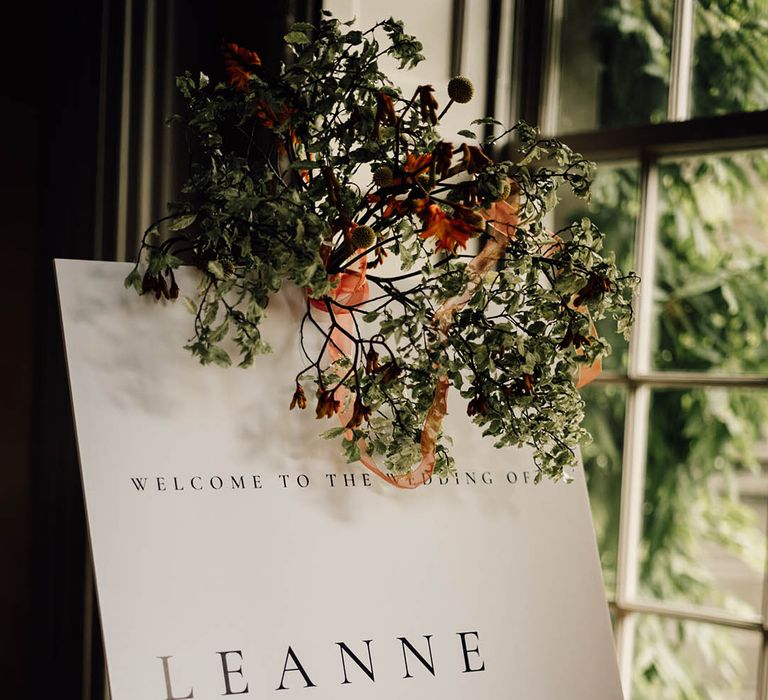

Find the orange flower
[[389, 152, 433, 187], [366, 193, 407, 219], [254, 100, 278, 128], [223, 42, 261, 91], [403, 152, 432, 177], [375, 92, 398, 125], [418, 202, 476, 253]]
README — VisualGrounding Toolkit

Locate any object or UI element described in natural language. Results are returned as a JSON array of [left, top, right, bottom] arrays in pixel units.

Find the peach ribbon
[[310, 255, 446, 489], [311, 197, 599, 488]]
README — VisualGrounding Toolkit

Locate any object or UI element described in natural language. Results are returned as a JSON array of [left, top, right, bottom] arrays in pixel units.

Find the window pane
[[554, 163, 640, 370], [691, 0, 768, 118], [640, 388, 768, 614], [653, 150, 768, 373], [632, 614, 761, 699], [555, 0, 672, 133], [581, 384, 627, 593]]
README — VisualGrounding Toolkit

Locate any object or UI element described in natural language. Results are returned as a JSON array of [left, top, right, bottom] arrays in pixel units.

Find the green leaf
[[208, 346, 231, 367], [320, 427, 346, 440], [289, 160, 323, 170], [182, 296, 197, 315], [457, 129, 477, 139], [144, 225, 161, 248], [124, 268, 142, 292], [207, 261, 225, 280], [284, 31, 310, 45], [169, 213, 197, 231], [209, 320, 229, 343]]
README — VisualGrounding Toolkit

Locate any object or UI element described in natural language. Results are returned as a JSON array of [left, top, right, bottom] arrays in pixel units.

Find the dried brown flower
[[467, 393, 490, 417], [346, 396, 372, 428], [365, 348, 381, 374], [573, 274, 612, 307], [316, 388, 341, 419], [460, 144, 493, 174], [378, 362, 403, 384], [290, 384, 307, 410], [417, 85, 439, 125], [433, 141, 454, 178], [373, 91, 398, 138]]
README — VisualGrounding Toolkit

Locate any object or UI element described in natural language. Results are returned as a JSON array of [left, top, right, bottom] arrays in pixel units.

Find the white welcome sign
[[56, 259, 622, 699]]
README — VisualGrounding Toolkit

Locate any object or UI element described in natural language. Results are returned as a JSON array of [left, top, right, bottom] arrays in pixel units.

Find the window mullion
[[758, 633, 768, 700], [613, 384, 650, 695], [539, 0, 563, 135], [614, 156, 660, 697], [449, 0, 466, 77], [628, 156, 660, 377], [668, 0, 696, 121], [593, 371, 768, 389], [757, 500, 768, 699], [493, 0, 518, 131]]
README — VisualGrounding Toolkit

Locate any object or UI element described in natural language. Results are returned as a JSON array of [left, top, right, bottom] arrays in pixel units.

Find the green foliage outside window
[[572, 0, 768, 696]]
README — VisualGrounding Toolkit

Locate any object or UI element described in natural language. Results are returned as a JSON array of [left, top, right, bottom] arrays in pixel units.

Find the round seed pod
[[448, 76, 474, 104], [352, 225, 377, 249], [372, 166, 394, 187]]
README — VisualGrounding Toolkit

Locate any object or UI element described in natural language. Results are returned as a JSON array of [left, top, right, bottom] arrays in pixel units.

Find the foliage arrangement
[[569, 0, 768, 696], [126, 13, 635, 486]]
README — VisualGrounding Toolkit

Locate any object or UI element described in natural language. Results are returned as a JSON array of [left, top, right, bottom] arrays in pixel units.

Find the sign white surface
[[56, 259, 622, 699]]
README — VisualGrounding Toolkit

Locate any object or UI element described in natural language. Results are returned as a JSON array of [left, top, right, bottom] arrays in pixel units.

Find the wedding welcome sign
[[56, 259, 623, 699]]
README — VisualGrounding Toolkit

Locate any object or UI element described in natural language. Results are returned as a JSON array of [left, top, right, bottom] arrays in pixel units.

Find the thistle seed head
[[448, 76, 474, 103], [352, 225, 377, 249], [372, 166, 394, 187]]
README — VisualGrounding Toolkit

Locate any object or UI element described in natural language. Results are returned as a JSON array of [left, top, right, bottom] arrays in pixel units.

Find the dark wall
[[0, 2, 316, 698], [0, 1, 43, 695]]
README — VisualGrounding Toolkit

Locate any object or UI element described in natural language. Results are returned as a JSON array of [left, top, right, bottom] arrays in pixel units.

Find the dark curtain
[[1, 2, 318, 698]]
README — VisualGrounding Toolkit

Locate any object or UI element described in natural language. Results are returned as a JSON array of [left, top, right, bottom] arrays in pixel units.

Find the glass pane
[[691, 0, 768, 118], [581, 384, 627, 593], [653, 150, 768, 373], [554, 163, 640, 370], [640, 388, 768, 614], [632, 615, 761, 699], [556, 0, 673, 133]]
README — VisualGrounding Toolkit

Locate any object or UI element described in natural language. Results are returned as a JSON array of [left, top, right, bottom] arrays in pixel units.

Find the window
[[538, 1, 768, 698]]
